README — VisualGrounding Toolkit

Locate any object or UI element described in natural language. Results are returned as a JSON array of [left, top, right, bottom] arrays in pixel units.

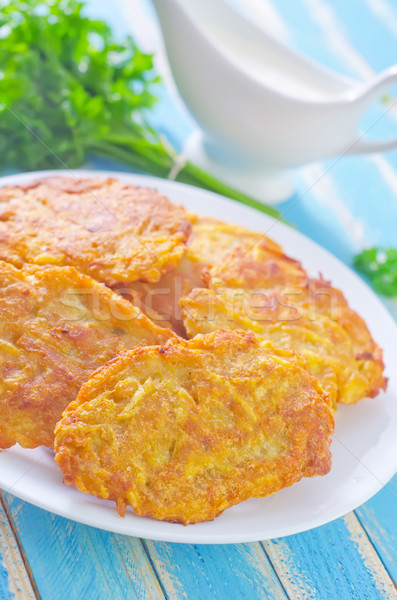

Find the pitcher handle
[[348, 66, 397, 155], [351, 135, 397, 154]]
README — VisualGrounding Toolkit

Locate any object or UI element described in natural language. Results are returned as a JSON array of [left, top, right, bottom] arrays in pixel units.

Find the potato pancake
[[54, 330, 333, 524], [181, 276, 386, 406], [0, 261, 175, 449], [0, 177, 191, 285]]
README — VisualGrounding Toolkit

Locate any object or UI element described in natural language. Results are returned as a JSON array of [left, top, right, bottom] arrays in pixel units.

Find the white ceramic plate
[[0, 170, 396, 544]]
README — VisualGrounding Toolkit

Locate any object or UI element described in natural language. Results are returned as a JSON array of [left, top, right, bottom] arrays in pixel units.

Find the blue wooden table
[[1, 1, 397, 598]]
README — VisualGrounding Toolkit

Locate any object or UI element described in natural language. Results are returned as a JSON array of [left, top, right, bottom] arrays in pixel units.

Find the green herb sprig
[[0, 0, 280, 218], [354, 247, 397, 297]]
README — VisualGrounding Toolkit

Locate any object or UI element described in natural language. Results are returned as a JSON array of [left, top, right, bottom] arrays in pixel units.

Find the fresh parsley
[[354, 247, 397, 297]]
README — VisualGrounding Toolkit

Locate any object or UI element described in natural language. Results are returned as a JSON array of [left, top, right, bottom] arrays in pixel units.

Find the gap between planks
[[141, 539, 168, 600], [0, 492, 40, 600]]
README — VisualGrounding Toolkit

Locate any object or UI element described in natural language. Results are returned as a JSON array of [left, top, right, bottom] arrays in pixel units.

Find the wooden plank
[[263, 512, 396, 600], [3, 493, 164, 600], [355, 474, 397, 583], [0, 496, 36, 600], [144, 540, 288, 600]]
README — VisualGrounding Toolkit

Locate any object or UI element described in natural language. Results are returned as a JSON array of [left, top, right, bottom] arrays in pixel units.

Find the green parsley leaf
[[354, 248, 397, 296]]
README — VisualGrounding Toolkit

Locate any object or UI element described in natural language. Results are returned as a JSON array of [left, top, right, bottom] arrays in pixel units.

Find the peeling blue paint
[[0, 552, 12, 600]]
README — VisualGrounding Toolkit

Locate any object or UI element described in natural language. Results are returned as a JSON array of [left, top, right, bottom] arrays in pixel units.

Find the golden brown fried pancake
[[181, 277, 386, 406], [0, 261, 175, 449], [54, 330, 334, 525], [0, 177, 191, 286], [120, 216, 299, 336], [206, 234, 307, 290]]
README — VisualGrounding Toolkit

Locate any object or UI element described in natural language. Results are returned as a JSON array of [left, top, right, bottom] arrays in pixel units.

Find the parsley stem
[[93, 140, 282, 219]]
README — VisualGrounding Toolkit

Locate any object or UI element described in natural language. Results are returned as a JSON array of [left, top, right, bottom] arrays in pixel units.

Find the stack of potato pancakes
[[0, 177, 386, 524]]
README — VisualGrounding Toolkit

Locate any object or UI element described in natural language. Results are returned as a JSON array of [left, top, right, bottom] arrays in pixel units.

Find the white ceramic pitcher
[[152, 0, 397, 203]]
